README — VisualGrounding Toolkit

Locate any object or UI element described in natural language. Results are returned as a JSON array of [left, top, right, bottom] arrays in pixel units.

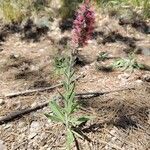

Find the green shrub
[[94, 0, 150, 19], [0, 0, 26, 23], [97, 52, 109, 61], [112, 54, 144, 72], [0, 0, 52, 23]]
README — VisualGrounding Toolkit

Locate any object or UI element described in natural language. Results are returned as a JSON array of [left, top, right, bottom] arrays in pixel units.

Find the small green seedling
[[97, 52, 109, 61], [112, 55, 144, 72], [46, 57, 90, 150]]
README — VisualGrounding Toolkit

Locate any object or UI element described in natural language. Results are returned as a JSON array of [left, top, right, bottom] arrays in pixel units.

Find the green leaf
[[49, 101, 65, 123], [67, 86, 76, 114], [63, 81, 69, 91], [138, 63, 144, 69], [45, 113, 63, 123], [58, 90, 67, 102], [64, 68, 70, 79], [66, 129, 74, 150], [70, 116, 91, 126], [70, 70, 75, 79], [76, 116, 90, 125], [70, 103, 78, 114], [67, 93, 75, 113], [77, 116, 90, 122], [68, 82, 75, 98]]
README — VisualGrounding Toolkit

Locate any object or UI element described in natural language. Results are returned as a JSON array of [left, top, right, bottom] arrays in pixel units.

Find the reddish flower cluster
[[71, 0, 95, 47]]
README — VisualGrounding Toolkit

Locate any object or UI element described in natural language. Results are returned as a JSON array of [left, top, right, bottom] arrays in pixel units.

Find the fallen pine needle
[[0, 87, 135, 125]]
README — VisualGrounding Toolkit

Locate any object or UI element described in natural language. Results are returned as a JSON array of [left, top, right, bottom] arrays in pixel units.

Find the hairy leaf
[[45, 113, 63, 123], [49, 101, 65, 123]]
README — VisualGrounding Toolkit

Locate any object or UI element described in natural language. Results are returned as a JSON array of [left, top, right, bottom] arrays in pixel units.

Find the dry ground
[[0, 13, 150, 150]]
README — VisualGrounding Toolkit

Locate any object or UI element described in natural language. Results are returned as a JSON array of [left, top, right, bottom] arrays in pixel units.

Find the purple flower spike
[[71, 0, 95, 47]]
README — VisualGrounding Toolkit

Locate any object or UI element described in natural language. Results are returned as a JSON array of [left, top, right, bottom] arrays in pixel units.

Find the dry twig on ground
[[4, 75, 84, 98], [0, 87, 135, 125]]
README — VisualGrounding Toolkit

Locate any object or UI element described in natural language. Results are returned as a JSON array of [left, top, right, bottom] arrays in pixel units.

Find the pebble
[[118, 73, 130, 80], [135, 79, 143, 85], [31, 102, 37, 107], [39, 48, 45, 53], [9, 53, 20, 59], [0, 140, 7, 150], [30, 65, 39, 71], [18, 121, 28, 134], [143, 48, 150, 56], [28, 121, 41, 139], [0, 99, 5, 105], [142, 74, 150, 82], [3, 123, 12, 129]]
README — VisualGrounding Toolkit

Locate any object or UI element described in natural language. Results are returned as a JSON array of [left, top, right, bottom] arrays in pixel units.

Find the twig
[[0, 102, 48, 125], [76, 87, 135, 99], [74, 136, 80, 150], [4, 75, 84, 98], [0, 87, 135, 125]]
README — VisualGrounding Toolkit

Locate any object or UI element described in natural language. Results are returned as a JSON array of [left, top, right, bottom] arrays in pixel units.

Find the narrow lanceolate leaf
[[66, 129, 74, 150], [63, 81, 69, 91], [64, 69, 70, 79], [70, 70, 75, 79], [58, 90, 67, 102], [49, 101, 65, 123], [77, 116, 90, 125], [44, 113, 63, 123], [70, 116, 90, 126], [68, 82, 75, 99], [70, 103, 78, 114], [68, 92, 76, 114]]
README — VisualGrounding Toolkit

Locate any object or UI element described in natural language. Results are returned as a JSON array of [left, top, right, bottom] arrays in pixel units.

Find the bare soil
[[0, 13, 150, 150]]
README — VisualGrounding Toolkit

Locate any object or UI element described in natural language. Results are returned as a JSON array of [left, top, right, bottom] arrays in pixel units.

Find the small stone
[[39, 133, 46, 140], [30, 65, 39, 71], [18, 121, 25, 128], [0, 99, 5, 105], [135, 79, 143, 85], [31, 102, 37, 107], [3, 123, 12, 129], [142, 74, 150, 82], [0, 140, 7, 150], [10, 53, 20, 60], [143, 48, 150, 56], [28, 121, 41, 139], [30, 121, 40, 130], [118, 73, 130, 80], [39, 49, 45, 53]]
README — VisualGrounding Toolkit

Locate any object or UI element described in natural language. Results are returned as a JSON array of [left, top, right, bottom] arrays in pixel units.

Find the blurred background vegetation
[[0, 0, 149, 24]]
